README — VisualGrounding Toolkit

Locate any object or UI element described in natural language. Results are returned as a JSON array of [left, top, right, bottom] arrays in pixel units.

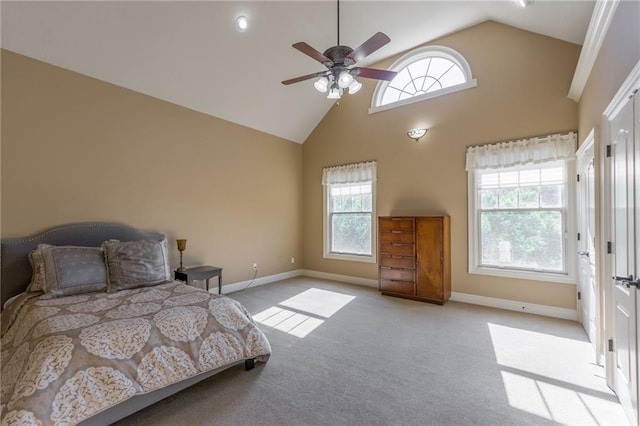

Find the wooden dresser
[[378, 216, 451, 304]]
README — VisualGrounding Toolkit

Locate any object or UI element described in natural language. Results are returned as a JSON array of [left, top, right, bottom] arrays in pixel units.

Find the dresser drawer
[[380, 217, 415, 231], [380, 231, 415, 244], [380, 255, 415, 269], [380, 267, 415, 282], [380, 241, 415, 256], [380, 280, 414, 295]]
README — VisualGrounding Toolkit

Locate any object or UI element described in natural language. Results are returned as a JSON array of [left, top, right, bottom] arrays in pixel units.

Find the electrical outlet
[[291, 257, 295, 264], [252, 263, 258, 270]]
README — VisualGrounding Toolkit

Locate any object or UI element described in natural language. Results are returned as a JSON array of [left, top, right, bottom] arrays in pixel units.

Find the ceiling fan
[[282, 0, 397, 99]]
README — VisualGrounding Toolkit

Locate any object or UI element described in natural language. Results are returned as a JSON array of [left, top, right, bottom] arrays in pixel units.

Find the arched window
[[370, 46, 477, 113]]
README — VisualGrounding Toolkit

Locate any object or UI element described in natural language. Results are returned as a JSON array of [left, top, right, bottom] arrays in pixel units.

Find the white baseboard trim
[[301, 270, 379, 288], [450, 291, 578, 321], [219, 269, 304, 294], [221, 270, 577, 321]]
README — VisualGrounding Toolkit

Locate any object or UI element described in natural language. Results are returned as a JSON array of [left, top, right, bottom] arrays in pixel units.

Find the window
[[466, 133, 577, 284], [370, 46, 477, 114], [322, 161, 376, 263]]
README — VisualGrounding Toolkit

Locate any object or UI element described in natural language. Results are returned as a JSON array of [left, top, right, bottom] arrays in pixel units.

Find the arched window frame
[[370, 45, 477, 114]]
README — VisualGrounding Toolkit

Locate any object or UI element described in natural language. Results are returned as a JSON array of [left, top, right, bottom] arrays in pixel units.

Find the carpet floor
[[115, 277, 628, 425]]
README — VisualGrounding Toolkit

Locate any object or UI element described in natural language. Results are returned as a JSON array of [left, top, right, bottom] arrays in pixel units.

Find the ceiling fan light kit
[[282, 0, 397, 100]]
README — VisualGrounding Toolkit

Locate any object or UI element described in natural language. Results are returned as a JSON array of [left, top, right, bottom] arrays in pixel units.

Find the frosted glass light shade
[[407, 128, 428, 141], [314, 77, 329, 93], [348, 79, 362, 94], [337, 71, 354, 88], [327, 87, 341, 99]]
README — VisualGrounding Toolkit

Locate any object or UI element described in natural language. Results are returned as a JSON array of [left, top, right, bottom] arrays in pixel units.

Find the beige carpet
[[116, 277, 629, 425]]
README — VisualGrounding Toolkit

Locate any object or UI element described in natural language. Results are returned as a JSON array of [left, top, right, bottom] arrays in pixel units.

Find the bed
[[0, 222, 271, 426]]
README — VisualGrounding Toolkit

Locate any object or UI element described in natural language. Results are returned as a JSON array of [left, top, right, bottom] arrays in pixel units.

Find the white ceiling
[[1, 1, 594, 144]]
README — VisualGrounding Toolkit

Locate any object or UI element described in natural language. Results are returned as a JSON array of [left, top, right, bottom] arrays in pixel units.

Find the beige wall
[[578, 0, 640, 146], [1, 50, 303, 288], [303, 21, 580, 309]]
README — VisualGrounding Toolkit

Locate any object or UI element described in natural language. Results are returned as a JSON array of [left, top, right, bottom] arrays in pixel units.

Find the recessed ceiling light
[[236, 16, 248, 32], [515, 0, 531, 7]]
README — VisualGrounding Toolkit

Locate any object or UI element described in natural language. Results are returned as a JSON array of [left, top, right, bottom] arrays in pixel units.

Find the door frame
[[576, 129, 601, 359], [602, 59, 640, 395]]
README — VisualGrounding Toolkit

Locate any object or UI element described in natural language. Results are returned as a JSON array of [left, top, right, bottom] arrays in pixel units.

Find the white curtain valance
[[322, 161, 377, 185], [465, 132, 576, 171]]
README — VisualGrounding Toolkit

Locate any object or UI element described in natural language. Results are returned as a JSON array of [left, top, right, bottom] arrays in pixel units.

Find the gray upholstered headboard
[[1, 222, 164, 308]]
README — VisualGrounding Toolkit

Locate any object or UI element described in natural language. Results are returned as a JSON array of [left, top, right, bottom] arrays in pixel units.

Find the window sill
[[470, 265, 576, 285], [324, 252, 376, 264]]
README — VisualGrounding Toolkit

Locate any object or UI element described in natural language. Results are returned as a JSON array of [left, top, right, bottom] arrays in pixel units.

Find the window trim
[[370, 45, 477, 115], [467, 161, 577, 285], [323, 181, 377, 263]]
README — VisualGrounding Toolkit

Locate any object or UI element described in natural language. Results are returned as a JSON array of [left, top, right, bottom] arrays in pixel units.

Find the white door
[[611, 93, 638, 424], [577, 138, 597, 351]]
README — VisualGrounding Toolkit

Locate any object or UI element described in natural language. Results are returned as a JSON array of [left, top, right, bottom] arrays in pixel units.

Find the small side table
[[175, 266, 223, 294]]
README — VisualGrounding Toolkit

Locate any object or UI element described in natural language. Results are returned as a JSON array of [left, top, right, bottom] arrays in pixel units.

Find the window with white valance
[[322, 161, 377, 263], [466, 132, 577, 284], [465, 132, 576, 171]]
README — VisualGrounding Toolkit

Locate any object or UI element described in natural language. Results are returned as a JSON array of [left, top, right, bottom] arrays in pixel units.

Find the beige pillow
[[26, 245, 47, 293], [102, 239, 172, 292], [39, 245, 108, 299]]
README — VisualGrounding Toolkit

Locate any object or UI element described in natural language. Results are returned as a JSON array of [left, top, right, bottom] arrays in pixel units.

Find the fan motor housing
[[323, 45, 354, 65]]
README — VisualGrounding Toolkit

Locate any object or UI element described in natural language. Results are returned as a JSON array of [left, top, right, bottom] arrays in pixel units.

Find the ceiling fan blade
[[346, 32, 391, 64], [353, 67, 397, 81], [292, 42, 333, 66], [282, 72, 324, 85]]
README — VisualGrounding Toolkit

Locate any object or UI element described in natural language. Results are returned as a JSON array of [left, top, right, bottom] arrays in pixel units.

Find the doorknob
[[613, 274, 640, 288], [578, 251, 590, 257]]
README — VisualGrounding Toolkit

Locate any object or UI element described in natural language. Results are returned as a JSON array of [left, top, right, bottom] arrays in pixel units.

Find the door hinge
[[606, 145, 612, 158], [607, 241, 612, 254], [608, 338, 614, 352], [577, 174, 580, 182], [578, 291, 582, 300], [577, 233, 581, 241]]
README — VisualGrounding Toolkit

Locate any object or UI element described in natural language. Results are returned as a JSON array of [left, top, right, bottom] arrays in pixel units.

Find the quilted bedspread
[[0, 282, 271, 426]]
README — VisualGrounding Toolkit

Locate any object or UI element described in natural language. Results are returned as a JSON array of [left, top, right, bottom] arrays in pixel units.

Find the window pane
[[498, 188, 518, 208], [480, 210, 563, 271], [331, 213, 372, 255], [438, 66, 465, 88], [519, 169, 540, 186], [518, 187, 539, 208], [541, 167, 564, 184], [479, 172, 499, 189], [480, 189, 498, 209], [540, 185, 563, 207], [499, 171, 519, 187]]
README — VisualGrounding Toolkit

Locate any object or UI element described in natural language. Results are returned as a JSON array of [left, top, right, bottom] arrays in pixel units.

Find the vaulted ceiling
[[1, 1, 594, 143]]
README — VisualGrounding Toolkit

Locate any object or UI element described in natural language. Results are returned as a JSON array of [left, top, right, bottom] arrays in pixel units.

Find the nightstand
[[174, 266, 223, 294]]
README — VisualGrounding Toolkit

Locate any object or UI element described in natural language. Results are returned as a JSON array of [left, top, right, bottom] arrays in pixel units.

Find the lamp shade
[[314, 77, 329, 93], [348, 79, 362, 94], [337, 71, 354, 88], [327, 87, 341, 99], [407, 128, 428, 141]]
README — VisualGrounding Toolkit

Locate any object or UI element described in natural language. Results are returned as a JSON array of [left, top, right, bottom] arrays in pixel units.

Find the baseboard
[[221, 270, 577, 321], [450, 291, 578, 321], [301, 269, 379, 288], [219, 269, 304, 294]]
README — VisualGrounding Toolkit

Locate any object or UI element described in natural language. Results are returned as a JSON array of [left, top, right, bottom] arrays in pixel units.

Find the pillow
[[39, 245, 108, 299], [102, 239, 172, 292], [26, 244, 50, 293]]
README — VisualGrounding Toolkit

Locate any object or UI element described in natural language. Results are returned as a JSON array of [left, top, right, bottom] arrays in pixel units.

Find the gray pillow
[[103, 239, 172, 292], [40, 246, 108, 299]]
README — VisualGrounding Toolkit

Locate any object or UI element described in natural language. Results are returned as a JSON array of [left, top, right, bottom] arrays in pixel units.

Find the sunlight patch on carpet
[[252, 288, 355, 338], [489, 323, 629, 425]]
